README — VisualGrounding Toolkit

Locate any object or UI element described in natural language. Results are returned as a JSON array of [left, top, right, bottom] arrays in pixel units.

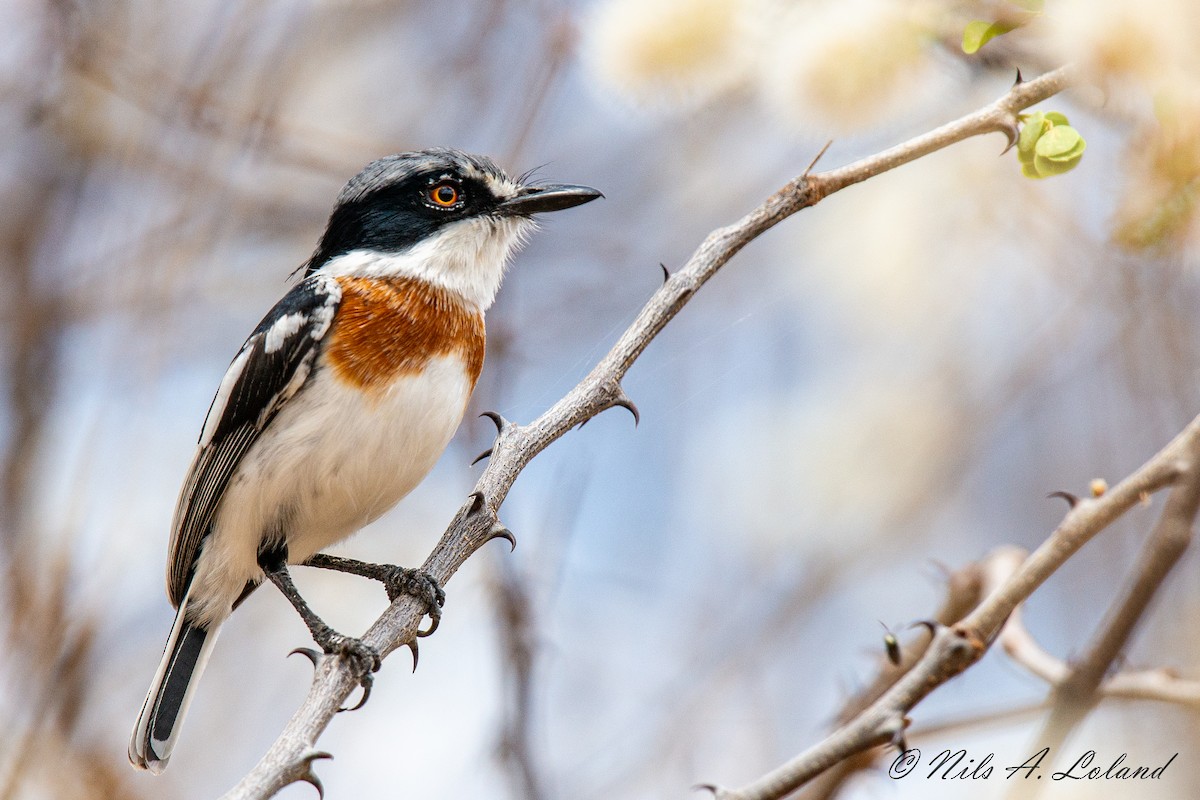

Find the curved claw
[[488, 522, 517, 552], [338, 673, 373, 713], [405, 639, 419, 672], [480, 410, 508, 434], [613, 393, 640, 426], [416, 607, 441, 638], [288, 647, 322, 668], [381, 568, 444, 637], [660, 263, 670, 283], [471, 448, 493, 466], [1048, 490, 1079, 508]]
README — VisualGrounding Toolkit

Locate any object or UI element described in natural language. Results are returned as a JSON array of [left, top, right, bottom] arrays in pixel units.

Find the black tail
[[129, 590, 220, 773]]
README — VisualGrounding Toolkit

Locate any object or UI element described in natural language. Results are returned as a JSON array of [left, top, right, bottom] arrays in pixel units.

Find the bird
[[129, 148, 601, 773]]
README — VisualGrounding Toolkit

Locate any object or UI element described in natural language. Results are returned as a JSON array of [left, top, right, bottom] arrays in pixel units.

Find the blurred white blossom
[[583, 0, 761, 109], [1047, 0, 1199, 87], [756, 0, 945, 134], [583, 0, 956, 132], [1042, 0, 1200, 251], [688, 378, 956, 562]]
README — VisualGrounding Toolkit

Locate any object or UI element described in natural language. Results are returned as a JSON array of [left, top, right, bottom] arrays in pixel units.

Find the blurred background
[[1, 0, 1199, 798]]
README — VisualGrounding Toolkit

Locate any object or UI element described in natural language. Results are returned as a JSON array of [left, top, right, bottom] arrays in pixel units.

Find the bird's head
[[306, 149, 602, 309]]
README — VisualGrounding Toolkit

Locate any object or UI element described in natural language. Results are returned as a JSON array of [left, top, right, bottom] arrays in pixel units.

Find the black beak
[[495, 183, 603, 216]]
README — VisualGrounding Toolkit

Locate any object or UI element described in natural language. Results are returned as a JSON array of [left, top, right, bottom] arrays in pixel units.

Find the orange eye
[[428, 182, 460, 207]]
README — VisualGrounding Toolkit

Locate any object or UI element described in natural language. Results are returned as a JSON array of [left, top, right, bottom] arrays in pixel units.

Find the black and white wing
[[165, 273, 342, 606]]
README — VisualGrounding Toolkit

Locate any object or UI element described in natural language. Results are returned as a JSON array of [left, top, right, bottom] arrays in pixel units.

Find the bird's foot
[[312, 627, 379, 712], [380, 566, 445, 636], [303, 554, 445, 637], [267, 566, 379, 710], [309, 620, 380, 673]]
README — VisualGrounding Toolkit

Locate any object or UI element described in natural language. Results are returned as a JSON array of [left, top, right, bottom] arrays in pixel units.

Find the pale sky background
[[1, 1, 1199, 799]]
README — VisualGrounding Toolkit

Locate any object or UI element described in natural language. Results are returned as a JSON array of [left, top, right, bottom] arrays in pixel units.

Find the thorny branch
[[795, 564, 985, 800], [221, 65, 1078, 799], [701, 411, 1200, 800], [796, 532, 1200, 800], [1002, 461, 1200, 800]]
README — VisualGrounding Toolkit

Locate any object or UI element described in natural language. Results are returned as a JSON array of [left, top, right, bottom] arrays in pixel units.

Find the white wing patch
[[264, 313, 307, 353]]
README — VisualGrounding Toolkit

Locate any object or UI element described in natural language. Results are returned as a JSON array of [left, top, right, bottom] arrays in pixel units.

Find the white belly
[[187, 355, 472, 625]]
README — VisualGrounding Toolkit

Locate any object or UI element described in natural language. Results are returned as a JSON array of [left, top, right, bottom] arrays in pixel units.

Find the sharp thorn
[[471, 448, 492, 466], [480, 410, 507, 434], [1048, 490, 1079, 508], [613, 393, 640, 426], [405, 639, 419, 672], [299, 751, 333, 800], [660, 263, 670, 283], [577, 416, 589, 429], [1013, 67, 1024, 86], [692, 784, 725, 798], [301, 770, 324, 800], [468, 490, 486, 515], [806, 140, 835, 178], [288, 647, 322, 668], [909, 619, 940, 636], [488, 522, 517, 552], [999, 120, 1020, 155]]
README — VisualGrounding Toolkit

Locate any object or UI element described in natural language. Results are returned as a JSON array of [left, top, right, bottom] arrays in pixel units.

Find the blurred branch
[[492, 560, 549, 800], [1003, 462, 1200, 799], [795, 563, 984, 800], [221, 64, 1079, 799], [700, 408, 1200, 800], [989, 544, 1200, 712], [0, 156, 147, 799], [998, 569, 1200, 705]]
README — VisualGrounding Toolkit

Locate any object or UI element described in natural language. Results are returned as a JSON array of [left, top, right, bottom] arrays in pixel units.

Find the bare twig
[[796, 563, 985, 800], [1002, 462, 1200, 799], [700, 410, 1200, 800], [991, 547, 1200, 710], [908, 700, 1049, 742], [1047, 471, 1200, 704], [221, 65, 1079, 799]]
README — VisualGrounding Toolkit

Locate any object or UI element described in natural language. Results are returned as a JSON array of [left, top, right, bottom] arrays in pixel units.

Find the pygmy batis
[[130, 148, 601, 773]]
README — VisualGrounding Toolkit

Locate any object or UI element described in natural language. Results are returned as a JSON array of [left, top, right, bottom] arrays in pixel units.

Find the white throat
[[318, 215, 535, 309]]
